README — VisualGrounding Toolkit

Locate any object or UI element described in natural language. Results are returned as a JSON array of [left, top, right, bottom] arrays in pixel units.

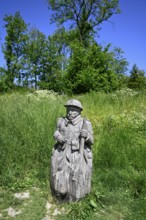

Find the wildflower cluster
[[27, 89, 60, 101], [115, 88, 139, 97], [110, 88, 139, 103], [107, 110, 146, 130]]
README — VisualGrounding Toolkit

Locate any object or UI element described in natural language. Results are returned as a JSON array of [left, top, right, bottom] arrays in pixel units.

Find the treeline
[[0, 0, 146, 93]]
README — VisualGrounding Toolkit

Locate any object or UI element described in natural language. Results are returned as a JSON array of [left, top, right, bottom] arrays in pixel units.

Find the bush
[[64, 43, 119, 94]]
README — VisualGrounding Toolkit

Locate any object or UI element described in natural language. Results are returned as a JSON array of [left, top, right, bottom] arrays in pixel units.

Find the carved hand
[[56, 134, 66, 144], [80, 129, 88, 139]]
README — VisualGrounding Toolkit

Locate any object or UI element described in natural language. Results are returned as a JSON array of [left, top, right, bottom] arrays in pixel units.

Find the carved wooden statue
[[50, 99, 93, 201]]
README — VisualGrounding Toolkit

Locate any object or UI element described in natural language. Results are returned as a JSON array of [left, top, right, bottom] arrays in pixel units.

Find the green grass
[[0, 89, 146, 219]]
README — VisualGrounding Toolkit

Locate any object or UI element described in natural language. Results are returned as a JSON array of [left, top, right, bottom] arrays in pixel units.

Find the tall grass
[[0, 89, 146, 219], [0, 91, 68, 189]]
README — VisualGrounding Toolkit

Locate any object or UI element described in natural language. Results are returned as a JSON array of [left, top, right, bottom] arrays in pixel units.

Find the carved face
[[66, 106, 81, 120]]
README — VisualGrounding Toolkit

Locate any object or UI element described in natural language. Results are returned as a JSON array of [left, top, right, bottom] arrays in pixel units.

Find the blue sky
[[0, 0, 146, 73]]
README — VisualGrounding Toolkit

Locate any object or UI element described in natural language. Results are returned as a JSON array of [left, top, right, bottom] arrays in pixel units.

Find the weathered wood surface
[[50, 99, 93, 202]]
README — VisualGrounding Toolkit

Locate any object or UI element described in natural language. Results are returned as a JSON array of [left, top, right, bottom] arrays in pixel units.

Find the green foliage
[[0, 89, 146, 219], [38, 29, 68, 92], [128, 64, 146, 90], [64, 42, 120, 94], [0, 67, 9, 92], [48, 0, 120, 44], [2, 11, 28, 87], [2, 13, 67, 92], [24, 27, 48, 89], [1, 10, 131, 94], [0, 91, 66, 189]]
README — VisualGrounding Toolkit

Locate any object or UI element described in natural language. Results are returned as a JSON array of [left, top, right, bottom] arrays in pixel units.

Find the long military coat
[[50, 115, 93, 201]]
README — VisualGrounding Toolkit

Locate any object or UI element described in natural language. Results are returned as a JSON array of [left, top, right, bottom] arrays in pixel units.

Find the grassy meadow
[[0, 89, 146, 220]]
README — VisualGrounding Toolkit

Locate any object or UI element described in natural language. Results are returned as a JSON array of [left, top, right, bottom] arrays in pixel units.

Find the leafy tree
[[110, 47, 128, 75], [39, 28, 69, 92], [48, 0, 120, 45], [64, 42, 120, 94], [2, 11, 28, 88], [25, 27, 47, 89], [128, 64, 146, 90], [106, 46, 129, 89]]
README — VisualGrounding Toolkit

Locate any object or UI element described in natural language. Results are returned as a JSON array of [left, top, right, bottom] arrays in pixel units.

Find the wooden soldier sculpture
[[50, 99, 93, 201]]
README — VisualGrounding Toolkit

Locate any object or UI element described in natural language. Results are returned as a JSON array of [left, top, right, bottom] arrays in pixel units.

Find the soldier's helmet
[[64, 99, 83, 111]]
